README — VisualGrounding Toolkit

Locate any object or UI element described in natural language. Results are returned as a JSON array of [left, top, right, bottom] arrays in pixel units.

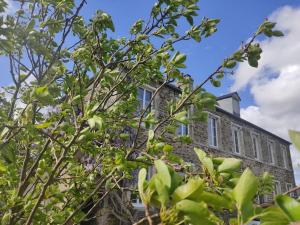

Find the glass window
[[208, 115, 218, 147], [177, 123, 188, 136], [232, 125, 242, 154], [268, 141, 276, 165], [286, 183, 294, 197], [252, 133, 260, 160], [137, 87, 152, 116], [282, 145, 289, 169], [274, 181, 281, 196]]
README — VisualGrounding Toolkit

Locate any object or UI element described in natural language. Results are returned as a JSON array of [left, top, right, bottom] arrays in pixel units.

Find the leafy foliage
[[0, 0, 297, 224], [137, 149, 300, 225]]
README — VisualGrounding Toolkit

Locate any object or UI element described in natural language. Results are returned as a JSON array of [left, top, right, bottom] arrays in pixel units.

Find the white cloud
[[231, 6, 300, 185], [0, 0, 17, 16]]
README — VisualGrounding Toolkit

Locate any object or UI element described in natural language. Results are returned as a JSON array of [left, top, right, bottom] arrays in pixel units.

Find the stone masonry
[[150, 83, 296, 201]]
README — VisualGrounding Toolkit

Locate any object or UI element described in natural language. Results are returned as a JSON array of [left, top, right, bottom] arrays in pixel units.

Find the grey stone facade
[[148, 84, 296, 200]]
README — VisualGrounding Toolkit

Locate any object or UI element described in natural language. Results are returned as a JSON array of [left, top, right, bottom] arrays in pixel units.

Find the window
[[232, 125, 242, 154], [274, 181, 281, 196], [177, 123, 188, 136], [267, 141, 276, 165], [251, 133, 261, 160], [286, 183, 295, 197], [208, 115, 218, 147], [282, 145, 289, 169], [137, 87, 152, 116]]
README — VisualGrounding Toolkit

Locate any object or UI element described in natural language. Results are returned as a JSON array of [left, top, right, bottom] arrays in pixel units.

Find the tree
[[0, 0, 297, 224]]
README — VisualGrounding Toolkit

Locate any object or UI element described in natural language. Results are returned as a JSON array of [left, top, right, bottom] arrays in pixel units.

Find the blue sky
[[80, 0, 300, 109], [1, 0, 299, 107]]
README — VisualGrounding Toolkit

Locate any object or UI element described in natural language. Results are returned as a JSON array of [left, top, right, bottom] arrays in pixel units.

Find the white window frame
[[286, 183, 294, 197], [177, 122, 189, 136], [138, 86, 154, 112], [208, 114, 218, 148], [281, 144, 289, 169], [274, 180, 281, 196], [251, 132, 261, 160], [267, 140, 276, 165], [232, 124, 243, 155]]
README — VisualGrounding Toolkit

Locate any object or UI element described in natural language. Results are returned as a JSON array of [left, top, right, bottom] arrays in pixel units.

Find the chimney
[[176, 74, 194, 92], [217, 92, 241, 117]]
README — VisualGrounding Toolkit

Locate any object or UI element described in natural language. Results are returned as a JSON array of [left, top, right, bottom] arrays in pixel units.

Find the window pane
[[253, 136, 258, 158], [212, 118, 217, 146], [145, 90, 152, 103], [208, 117, 217, 147], [138, 88, 144, 101], [234, 130, 239, 153]]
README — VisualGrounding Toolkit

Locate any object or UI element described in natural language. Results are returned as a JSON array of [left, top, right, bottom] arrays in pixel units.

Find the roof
[[216, 106, 291, 145], [165, 83, 182, 93], [217, 92, 241, 101]]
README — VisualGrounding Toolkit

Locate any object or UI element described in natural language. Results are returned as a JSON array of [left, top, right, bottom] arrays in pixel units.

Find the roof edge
[[216, 106, 291, 145]]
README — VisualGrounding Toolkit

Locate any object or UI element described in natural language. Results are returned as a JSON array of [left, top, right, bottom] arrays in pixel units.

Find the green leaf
[[275, 195, 300, 221], [259, 206, 290, 225], [233, 168, 258, 210], [176, 200, 214, 225], [218, 158, 242, 173], [172, 52, 186, 65], [272, 30, 284, 37], [0, 127, 9, 138], [34, 122, 52, 129], [0, 160, 6, 172], [210, 79, 221, 87], [289, 130, 300, 151], [148, 129, 154, 141], [138, 168, 147, 204], [248, 57, 258, 67], [172, 177, 203, 203], [194, 148, 214, 176], [174, 111, 188, 124], [154, 177, 169, 207], [185, 15, 194, 25], [87, 117, 95, 129], [198, 191, 233, 209], [26, 19, 35, 31], [163, 144, 173, 153], [88, 115, 103, 129], [34, 85, 49, 97], [154, 160, 171, 189], [224, 60, 237, 69]]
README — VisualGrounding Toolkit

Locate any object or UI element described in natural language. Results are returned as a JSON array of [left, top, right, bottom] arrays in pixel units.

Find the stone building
[[136, 82, 296, 204], [86, 81, 296, 224]]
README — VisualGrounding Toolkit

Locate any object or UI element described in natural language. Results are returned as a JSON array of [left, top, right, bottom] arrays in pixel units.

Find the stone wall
[[153, 84, 296, 194]]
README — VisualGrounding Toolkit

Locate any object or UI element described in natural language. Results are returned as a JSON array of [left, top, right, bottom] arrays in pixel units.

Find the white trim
[[274, 180, 281, 196], [251, 132, 261, 161], [281, 144, 289, 169], [231, 123, 243, 155], [207, 113, 219, 148], [142, 84, 156, 92], [285, 183, 294, 197], [267, 140, 276, 165]]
